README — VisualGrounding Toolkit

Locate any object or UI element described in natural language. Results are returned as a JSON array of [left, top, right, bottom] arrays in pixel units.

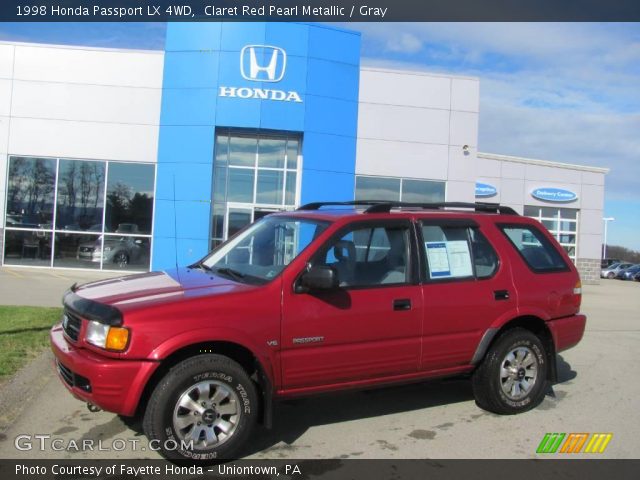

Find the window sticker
[[447, 240, 473, 277], [426, 240, 473, 279], [426, 242, 451, 278]]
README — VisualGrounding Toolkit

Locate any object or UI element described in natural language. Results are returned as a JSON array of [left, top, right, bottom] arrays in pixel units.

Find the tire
[[607, 272, 615, 279], [114, 252, 129, 268], [142, 354, 258, 461], [472, 328, 548, 415]]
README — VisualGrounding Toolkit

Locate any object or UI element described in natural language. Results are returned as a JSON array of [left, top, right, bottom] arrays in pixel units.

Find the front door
[[280, 220, 423, 390]]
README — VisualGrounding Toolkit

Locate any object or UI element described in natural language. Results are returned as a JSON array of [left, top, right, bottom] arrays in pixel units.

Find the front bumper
[[548, 314, 586, 353], [50, 324, 158, 416]]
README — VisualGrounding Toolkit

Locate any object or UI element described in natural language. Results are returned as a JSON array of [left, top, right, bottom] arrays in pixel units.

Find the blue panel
[[175, 201, 211, 240], [259, 98, 305, 131], [160, 89, 217, 126], [301, 170, 355, 204], [308, 26, 361, 65], [215, 96, 262, 128], [265, 23, 309, 57], [153, 199, 176, 238], [152, 237, 178, 271], [220, 23, 266, 51], [176, 238, 210, 267], [165, 23, 222, 51], [302, 132, 357, 173], [304, 96, 359, 137], [163, 51, 219, 88], [157, 126, 215, 164], [156, 163, 213, 202], [306, 59, 359, 100], [270, 54, 307, 95]]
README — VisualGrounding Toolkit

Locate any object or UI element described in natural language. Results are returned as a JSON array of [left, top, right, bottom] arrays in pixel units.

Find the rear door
[[418, 219, 518, 371], [280, 219, 423, 390]]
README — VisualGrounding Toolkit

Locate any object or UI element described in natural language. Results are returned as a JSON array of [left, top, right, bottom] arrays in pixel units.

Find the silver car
[[601, 262, 633, 279]]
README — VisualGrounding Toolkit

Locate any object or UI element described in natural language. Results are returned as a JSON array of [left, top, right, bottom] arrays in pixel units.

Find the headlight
[[85, 321, 129, 351]]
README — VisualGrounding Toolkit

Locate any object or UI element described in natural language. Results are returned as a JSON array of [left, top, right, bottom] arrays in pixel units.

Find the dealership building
[[0, 22, 608, 283]]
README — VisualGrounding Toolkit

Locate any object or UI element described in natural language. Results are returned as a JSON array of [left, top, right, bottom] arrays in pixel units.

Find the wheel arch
[[135, 340, 274, 428], [472, 315, 557, 383]]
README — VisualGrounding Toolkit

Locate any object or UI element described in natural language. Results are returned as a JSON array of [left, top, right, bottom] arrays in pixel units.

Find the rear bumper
[[548, 314, 586, 353], [50, 324, 158, 416]]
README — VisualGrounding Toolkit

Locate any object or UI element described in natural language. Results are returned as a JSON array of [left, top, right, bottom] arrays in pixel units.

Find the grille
[[62, 311, 82, 341], [56, 360, 91, 392], [57, 361, 74, 387]]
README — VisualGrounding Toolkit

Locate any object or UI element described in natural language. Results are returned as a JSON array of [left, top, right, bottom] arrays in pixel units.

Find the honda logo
[[240, 45, 287, 82]]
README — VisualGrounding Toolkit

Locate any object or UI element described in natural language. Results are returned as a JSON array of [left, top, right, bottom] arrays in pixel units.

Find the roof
[[478, 152, 609, 174]]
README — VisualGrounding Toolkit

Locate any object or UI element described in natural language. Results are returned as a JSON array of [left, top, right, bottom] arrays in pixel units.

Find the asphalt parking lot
[[0, 268, 638, 459]]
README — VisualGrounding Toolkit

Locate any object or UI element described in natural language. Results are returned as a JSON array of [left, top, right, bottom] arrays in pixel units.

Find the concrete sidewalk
[[0, 267, 121, 307]]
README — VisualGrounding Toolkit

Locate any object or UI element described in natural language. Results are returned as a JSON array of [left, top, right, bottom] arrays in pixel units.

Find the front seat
[[332, 240, 356, 286]]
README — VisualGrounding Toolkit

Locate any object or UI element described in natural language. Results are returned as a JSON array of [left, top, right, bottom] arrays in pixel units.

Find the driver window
[[315, 224, 410, 288]]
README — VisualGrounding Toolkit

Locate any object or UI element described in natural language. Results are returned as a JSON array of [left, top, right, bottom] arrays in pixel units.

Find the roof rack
[[297, 200, 519, 215]]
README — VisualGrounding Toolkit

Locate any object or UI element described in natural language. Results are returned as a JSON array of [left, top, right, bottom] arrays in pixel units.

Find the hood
[[72, 267, 254, 309]]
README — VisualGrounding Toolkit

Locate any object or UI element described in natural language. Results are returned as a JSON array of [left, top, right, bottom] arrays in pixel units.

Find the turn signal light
[[573, 280, 582, 308], [105, 327, 130, 351]]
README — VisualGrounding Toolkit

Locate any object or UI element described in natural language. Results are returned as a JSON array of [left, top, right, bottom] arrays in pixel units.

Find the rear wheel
[[143, 354, 258, 461], [472, 328, 548, 415]]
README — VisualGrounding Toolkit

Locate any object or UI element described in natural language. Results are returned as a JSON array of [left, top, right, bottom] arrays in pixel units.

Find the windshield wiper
[[190, 261, 213, 272], [215, 267, 247, 282]]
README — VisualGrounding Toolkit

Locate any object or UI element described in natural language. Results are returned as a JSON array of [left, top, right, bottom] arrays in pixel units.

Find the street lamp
[[602, 217, 615, 259]]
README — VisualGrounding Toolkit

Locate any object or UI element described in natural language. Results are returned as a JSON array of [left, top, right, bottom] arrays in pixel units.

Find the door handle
[[393, 299, 412, 311], [494, 290, 510, 301]]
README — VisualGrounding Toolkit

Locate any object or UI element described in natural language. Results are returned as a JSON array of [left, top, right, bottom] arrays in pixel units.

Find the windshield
[[200, 216, 330, 283]]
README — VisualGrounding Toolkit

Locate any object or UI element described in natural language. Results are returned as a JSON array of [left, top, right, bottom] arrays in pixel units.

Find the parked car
[[634, 271, 640, 282], [77, 235, 147, 267], [52, 201, 586, 461], [601, 262, 634, 279], [601, 258, 621, 269], [616, 264, 640, 280]]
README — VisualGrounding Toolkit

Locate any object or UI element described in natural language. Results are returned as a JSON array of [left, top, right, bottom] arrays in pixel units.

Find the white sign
[[218, 44, 303, 103], [240, 45, 286, 82], [425, 241, 473, 279]]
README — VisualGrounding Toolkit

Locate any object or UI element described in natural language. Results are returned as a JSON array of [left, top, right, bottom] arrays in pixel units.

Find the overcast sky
[[1, 22, 638, 250]]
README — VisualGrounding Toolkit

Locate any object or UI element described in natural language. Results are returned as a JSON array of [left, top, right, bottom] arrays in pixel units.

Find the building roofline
[[0, 40, 163, 55], [478, 152, 609, 174], [359, 64, 479, 82]]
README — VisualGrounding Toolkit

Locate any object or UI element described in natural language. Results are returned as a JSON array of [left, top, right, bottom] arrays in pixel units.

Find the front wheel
[[142, 354, 258, 461], [607, 272, 615, 279], [472, 328, 548, 415]]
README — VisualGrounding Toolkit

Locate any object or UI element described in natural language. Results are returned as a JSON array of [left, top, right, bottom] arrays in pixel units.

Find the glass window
[[55, 159, 105, 231], [256, 170, 284, 205], [315, 224, 410, 287], [54, 232, 101, 270], [523, 206, 540, 217], [3, 229, 53, 267], [214, 135, 229, 166], [258, 138, 286, 169], [501, 225, 568, 272], [6, 156, 56, 228], [286, 139, 299, 170], [402, 179, 445, 203], [285, 172, 297, 205], [227, 169, 255, 203], [213, 166, 227, 203], [202, 217, 329, 283], [422, 225, 473, 280], [470, 228, 499, 278], [228, 136, 256, 167], [101, 235, 151, 271], [228, 210, 252, 238], [105, 163, 154, 235], [355, 176, 401, 202]]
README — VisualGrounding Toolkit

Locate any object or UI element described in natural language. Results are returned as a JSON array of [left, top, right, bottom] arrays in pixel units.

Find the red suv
[[51, 201, 586, 460]]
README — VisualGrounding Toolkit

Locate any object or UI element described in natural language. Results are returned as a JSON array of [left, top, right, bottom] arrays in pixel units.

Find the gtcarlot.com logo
[[537, 433, 613, 454]]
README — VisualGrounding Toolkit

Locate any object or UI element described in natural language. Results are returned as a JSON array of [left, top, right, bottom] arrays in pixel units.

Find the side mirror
[[297, 265, 339, 293]]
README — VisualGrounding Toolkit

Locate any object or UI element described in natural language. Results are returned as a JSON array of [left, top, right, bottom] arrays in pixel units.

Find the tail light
[[573, 280, 582, 309]]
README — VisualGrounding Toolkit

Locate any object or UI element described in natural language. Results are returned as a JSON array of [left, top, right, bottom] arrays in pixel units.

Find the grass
[[0, 306, 62, 380]]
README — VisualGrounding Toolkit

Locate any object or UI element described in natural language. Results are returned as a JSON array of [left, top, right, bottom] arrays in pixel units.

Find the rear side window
[[500, 225, 568, 272], [421, 225, 498, 280]]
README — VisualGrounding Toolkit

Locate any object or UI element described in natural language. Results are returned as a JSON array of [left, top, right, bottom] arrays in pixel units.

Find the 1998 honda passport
[[51, 201, 586, 460]]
